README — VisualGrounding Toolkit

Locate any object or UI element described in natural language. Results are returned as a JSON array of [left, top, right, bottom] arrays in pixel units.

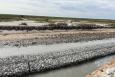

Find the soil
[[86, 60, 115, 77]]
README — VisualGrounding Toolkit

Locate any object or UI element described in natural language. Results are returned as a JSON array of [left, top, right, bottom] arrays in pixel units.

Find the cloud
[[0, 0, 115, 19]]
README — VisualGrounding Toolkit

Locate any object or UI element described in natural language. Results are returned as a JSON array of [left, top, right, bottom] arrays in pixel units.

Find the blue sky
[[0, 0, 115, 19]]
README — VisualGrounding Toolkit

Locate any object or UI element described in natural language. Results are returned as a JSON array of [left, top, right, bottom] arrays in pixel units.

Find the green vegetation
[[0, 14, 22, 21], [0, 14, 115, 24], [20, 22, 28, 25], [110, 24, 115, 28]]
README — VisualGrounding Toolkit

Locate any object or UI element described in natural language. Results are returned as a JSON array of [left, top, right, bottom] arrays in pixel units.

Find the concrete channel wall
[[0, 46, 115, 77]]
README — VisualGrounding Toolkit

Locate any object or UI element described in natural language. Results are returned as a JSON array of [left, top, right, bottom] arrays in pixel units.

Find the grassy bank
[[110, 24, 115, 28]]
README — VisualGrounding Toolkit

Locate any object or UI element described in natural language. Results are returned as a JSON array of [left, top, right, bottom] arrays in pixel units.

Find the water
[[0, 38, 115, 57], [27, 55, 115, 77]]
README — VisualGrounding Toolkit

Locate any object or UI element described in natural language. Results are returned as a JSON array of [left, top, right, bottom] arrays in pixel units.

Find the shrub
[[20, 22, 27, 26], [110, 24, 115, 28]]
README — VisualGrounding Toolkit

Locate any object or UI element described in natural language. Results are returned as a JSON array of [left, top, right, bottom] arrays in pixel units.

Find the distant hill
[[0, 14, 115, 24]]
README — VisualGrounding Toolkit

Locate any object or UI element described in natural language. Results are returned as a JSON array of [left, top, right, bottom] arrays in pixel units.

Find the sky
[[0, 0, 115, 19]]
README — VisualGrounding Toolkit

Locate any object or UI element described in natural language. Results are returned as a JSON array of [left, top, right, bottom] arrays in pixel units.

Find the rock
[[86, 60, 115, 77]]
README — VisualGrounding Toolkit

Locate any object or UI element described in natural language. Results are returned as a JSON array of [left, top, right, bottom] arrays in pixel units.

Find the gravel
[[0, 39, 115, 76]]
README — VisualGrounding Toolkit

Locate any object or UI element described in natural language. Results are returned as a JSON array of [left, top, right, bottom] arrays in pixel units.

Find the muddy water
[[0, 38, 115, 57], [26, 55, 115, 77]]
